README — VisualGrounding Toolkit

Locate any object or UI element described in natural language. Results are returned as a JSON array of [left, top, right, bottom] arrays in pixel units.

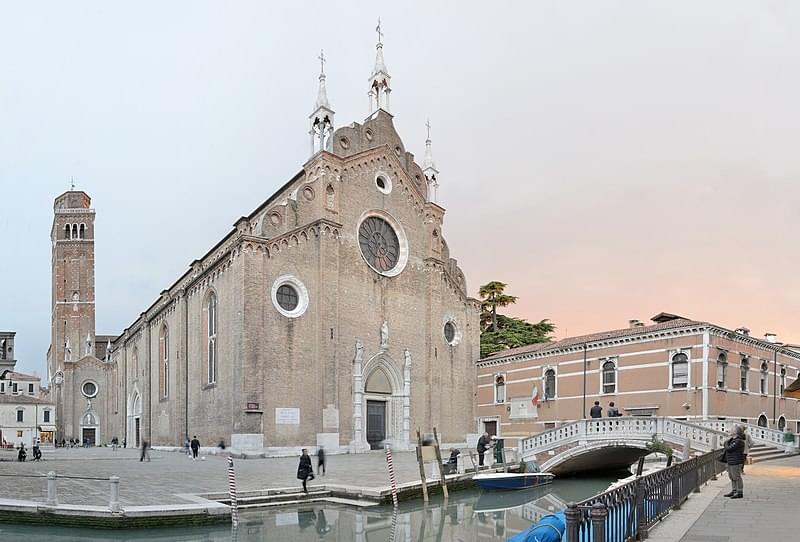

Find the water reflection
[[0, 476, 618, 542]]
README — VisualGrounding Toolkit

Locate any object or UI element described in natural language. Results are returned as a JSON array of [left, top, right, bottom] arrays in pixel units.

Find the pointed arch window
[[760, 361, 769, 395], [64, 224, 71, 239], [544, 369, 556, 399], [79, 224, 85, 239], [740, 358, 749, 391], [602, 360, 617, 394], [159, 323, 169, 398], [671, 352, 689, 389], [207, 292, 217, 385], [716, 352, 728, 388], [72, 224, 78, 239]]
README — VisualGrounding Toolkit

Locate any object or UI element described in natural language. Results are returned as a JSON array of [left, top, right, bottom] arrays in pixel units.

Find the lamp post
[[52, 371, 63, 446], [582, 343, 588, 419], [765, 333, 778, 427]]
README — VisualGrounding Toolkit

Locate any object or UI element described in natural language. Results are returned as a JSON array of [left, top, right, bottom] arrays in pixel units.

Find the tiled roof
[[0, 394, 52, 405], [0, 370, 40, 382], [481, 318, 708, 361]]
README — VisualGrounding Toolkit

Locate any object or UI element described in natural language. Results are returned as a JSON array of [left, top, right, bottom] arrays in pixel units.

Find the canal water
[[0, 473, 621, 541]]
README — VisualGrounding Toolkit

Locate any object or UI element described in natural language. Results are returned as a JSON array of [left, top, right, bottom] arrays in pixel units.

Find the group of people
[[16, 442, 42, 462], [297, 447, 327, 493], [589, 401, 621, 418]]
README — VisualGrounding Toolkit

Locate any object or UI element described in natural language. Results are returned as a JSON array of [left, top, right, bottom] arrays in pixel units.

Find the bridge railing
[[565, 449, 725, 542], [692, 420, 799, 450], [521, 417, 725, 456]]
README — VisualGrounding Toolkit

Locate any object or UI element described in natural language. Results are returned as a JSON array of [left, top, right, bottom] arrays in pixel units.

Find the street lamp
[[52, 371, 63, 446]]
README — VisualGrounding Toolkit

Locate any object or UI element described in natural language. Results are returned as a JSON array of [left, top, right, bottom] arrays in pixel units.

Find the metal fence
[[565, 450, 725, 542]]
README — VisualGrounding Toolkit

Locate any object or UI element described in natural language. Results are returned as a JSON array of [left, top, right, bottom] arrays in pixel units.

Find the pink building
[[476, 313, 800, 449]]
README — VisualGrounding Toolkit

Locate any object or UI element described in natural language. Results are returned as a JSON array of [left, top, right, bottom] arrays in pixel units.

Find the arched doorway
[[778, 416, 786, 431], [364, 368, 392, 449], [359, 355, 408, 451], [80, 411, 99, 446], [757, 414, 768, 428], [128, 389, 142, 448]]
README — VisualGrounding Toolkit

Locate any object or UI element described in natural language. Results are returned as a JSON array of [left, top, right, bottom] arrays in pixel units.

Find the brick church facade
[[47, 33, 480, 452]]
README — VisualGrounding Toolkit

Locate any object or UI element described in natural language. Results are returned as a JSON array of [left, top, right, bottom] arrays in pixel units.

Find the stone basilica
[[47, 32, 480, 453]]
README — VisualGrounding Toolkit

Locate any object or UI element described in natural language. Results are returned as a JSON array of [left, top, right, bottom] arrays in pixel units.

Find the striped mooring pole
[[227, 456, 239, 527], [384, 443, 399, 508]]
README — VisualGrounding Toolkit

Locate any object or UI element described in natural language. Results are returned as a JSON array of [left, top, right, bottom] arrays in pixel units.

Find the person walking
[[742, 428, 753, 474], [190, 435, 200, 461], [139, 439, 150, 462], [476, 432, 491, 467], [722, 426, 746, 499], [589, 401, 603, 418], [607, 402, 620, 417], [317, 445, 326, 476], [183, 438, 191, 457], [297, 448, 315, 493]]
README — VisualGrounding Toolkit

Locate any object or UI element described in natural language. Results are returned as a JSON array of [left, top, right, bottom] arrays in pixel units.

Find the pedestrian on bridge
[[722, 426, 746, 499], [477, 432, 491, 466], [607, 402, 620, 417], [589, 401, 603, 418]]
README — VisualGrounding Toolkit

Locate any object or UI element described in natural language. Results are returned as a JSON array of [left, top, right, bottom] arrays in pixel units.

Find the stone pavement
[[671, 455, 799, 542], [0, 447, 427, 507]]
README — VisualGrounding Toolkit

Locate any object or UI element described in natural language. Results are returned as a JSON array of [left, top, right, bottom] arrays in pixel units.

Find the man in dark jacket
[[297, 449, 315, 493], [589, 401, 603, 418], [190, 436, 200, 461], [476, 432, 491, 467], [723, 426, 746, 498]]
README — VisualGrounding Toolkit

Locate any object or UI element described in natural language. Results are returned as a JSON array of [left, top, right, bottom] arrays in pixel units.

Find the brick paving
[[0, 447, 426, 507], [680, 455, 799, 542]]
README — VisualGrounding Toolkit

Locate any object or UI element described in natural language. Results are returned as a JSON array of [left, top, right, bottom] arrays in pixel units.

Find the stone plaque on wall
[[322, 405, 339, 430], [275, 407, 300, 425]]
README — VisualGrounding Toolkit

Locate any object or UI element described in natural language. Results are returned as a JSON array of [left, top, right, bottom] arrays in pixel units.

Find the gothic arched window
[[671, 353, 689, 388], [760, 361, 769, 395], [64, 224, 71, 240], [160, 324, 169, 398], [716, 352, 728, 388], [602, 361, 617, 394], [544, 369, 556, 399], [79, 224, 85, 239], [207, 292, 217, 385], [740, 358, 749, 391], [71, 224, 78, 239]]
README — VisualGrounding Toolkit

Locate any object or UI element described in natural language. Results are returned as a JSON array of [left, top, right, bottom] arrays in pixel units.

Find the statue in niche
[[404, 348, 412, 368], [354, 339, 363, 363], [86, 333, 93, 356], [380, 321, 389, 350], [65, 338, 72, 361]]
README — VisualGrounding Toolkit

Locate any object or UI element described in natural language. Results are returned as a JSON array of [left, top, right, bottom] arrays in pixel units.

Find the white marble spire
[[368, 18, 392, 114], [309, 49, 335, 156], [423, 120, 440, 203]]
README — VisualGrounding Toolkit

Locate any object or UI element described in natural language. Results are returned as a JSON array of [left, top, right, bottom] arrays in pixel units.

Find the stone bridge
[[519, 417, 796, 475]]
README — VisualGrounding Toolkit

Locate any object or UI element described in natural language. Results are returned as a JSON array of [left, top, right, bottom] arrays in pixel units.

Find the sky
[[2, 1, 800, 378]]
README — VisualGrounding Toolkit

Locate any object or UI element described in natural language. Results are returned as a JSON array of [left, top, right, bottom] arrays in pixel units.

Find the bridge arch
[[540, 440, 652, 475]]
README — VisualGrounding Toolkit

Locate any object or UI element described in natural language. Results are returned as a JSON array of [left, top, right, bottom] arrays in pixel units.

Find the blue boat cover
[[507, 511, 566, 542]]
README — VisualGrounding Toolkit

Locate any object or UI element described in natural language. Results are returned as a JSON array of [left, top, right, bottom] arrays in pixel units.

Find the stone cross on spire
[[376, 17, 384, 45], [70, 176, 75, 191], [318, 49, 326, 75], [423, 119, 439, 204], [309, 49, 334, 156], [369, 19, 392, 114]]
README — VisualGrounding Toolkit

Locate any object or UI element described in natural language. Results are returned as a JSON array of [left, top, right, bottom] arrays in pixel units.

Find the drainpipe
[[582, 343, 588, 419], [701, 331, 709, 420], [773, 349, 778, 426]]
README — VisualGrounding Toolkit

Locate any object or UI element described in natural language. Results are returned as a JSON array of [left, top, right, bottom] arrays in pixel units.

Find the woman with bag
[[297, 448, 315, 493]]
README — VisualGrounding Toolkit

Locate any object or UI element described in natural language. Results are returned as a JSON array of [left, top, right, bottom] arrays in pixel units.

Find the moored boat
[[474, 471, 555, 491]]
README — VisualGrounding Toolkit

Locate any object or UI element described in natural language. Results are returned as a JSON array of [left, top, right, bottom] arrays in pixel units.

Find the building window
[[207, 292, 217, 384], [740, 358, 749, 391], [602, 360, 616, 394], [81, 381, 98, 398], [12, 383, 17, 393], [16, 409, 23, 422], [0, 383, 4, 392], [544, 369, 556, 399], [671, 352, 689, 388], [778, 416, 786, 431], [72, 224, 78, 239], [28, 383, 34, 394], [160, 324, 169, 398], [443, 321, 459, 346], [760, 361, 769, 395], [276, 284, 299, 311], [780, 365, 786, 396], [16, 430, 22, 438], [757, 414, 768, 427], [359, 216, 401, 273], [44, 410, 51, 423], [716, 352, 728, 388], [494, 374, 506, 403], [64, 224, 71, 240], [79, 224, 85, 239]]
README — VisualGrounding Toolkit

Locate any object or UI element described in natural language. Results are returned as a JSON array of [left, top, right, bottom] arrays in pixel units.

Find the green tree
[[478, 281, 555, 357], [479, 281, 518, 332]]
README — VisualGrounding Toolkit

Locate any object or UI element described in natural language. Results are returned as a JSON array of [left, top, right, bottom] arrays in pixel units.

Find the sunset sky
[[2, 1, 800, 377]]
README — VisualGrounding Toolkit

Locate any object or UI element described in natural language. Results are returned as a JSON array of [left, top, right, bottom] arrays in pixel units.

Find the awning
[[38, 425, 56, 432], [786, 376, 800, 399]]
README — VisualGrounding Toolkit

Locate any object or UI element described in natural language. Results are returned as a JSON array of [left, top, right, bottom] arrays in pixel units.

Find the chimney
[[629, 319, 641, 329], [764, 333, 778, 344], [735, 327, 750, 336]]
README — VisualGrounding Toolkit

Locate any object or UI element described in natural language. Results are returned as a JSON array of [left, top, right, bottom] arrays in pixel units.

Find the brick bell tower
[[49, 189, 97, 380]]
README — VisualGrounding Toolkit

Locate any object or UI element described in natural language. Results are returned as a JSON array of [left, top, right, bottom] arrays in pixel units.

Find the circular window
[[357, 212, 409, 277], [269, 212, 281, 226], [302, 186, 315, 201], [81, 381, 98, 398], [271, 275, 309, 318], [375, 173, 392, 195], [276, 284, 299, 311], [339, 136, 350, 150]]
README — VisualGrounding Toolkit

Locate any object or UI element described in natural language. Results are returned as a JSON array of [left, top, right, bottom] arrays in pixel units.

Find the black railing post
[[635, 477, 647, 540], [566, 502, 581, 542], [591, 503, 608, 542]]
